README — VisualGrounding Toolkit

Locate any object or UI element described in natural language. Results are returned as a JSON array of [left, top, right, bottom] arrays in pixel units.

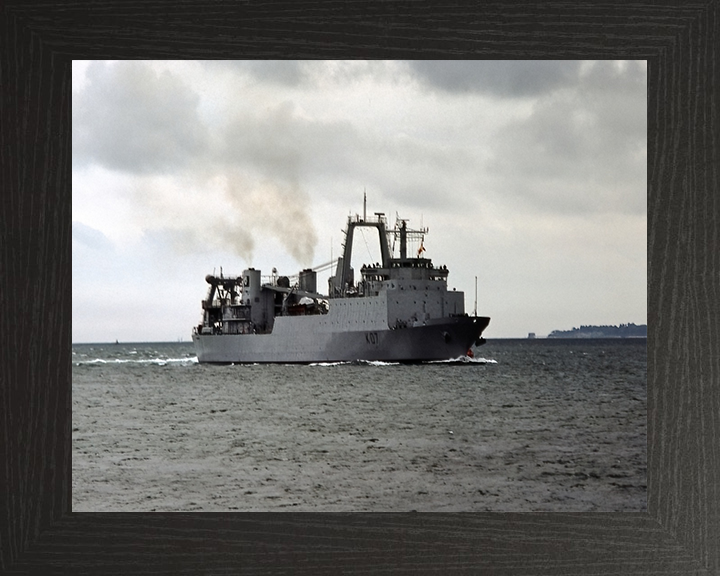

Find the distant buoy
[[467, 348, 474, 358]]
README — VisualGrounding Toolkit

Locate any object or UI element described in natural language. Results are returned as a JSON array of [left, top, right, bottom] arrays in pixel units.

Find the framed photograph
[[3, 2, 717, 574]]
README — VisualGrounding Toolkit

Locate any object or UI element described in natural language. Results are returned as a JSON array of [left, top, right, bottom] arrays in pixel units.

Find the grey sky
[[72, 60, 646, 342]]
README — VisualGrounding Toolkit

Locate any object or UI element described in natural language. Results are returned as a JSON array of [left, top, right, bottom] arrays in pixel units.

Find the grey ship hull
[[193, 315, 489, 364]]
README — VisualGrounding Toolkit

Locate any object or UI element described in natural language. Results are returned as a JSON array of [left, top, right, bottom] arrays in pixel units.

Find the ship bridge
[[328, 198, 447, 298]]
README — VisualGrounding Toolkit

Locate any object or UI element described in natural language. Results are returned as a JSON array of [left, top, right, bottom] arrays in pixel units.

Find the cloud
[[219, 99, 477, 211], [73, 61, 209, 174], [216, 60, 310, 86], [407, 60, 583, 97], [72, 221, 114, 252], [72, 221, 119, 294]]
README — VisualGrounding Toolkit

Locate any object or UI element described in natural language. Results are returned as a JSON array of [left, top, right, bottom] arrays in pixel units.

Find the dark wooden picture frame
[[2, 2, 718, 574]]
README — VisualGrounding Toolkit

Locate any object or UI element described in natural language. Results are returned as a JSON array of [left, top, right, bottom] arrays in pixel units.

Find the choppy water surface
[[72, 339, 646, 512]]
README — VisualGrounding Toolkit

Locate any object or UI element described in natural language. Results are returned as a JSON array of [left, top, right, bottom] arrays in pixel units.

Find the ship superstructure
[[192, 202, 489, 363]]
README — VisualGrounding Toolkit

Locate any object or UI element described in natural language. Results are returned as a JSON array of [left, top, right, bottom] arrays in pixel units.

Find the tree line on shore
[[547, 323, 647, 338]]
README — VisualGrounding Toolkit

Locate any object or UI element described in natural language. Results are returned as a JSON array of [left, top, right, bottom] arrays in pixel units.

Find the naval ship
[[192, 201, 490, 363]]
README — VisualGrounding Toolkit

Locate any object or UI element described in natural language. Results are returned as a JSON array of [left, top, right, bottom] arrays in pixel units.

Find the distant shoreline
[[72, 337, 648, 346], [547, 324, 647, 339]]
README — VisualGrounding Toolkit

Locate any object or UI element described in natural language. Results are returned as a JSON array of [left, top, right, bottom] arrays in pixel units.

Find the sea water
[[72, 338, 646, 512]]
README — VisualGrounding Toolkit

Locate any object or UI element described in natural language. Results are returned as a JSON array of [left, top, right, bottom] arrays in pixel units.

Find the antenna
[[474, 276, 478, 316], [363, 189, 367, 221]]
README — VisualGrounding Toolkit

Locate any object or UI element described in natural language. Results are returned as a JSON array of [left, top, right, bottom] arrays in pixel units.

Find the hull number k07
[[366, 332, 379, 345]]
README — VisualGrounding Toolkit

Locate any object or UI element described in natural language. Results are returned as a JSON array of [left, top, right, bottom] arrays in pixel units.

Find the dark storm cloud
[[485, 61, 646, 215], [407, 61, 583, 97], [73, 62, 209, 174], [216, 60, 398, 88], [245, 60, 307, 85], [204, 60, 310, 87]]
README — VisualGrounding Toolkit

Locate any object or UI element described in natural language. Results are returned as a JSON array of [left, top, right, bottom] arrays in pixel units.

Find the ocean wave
[[74, 357, 198, 367], [309, 359, 400, 367], [428, 356, 498, 364]]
